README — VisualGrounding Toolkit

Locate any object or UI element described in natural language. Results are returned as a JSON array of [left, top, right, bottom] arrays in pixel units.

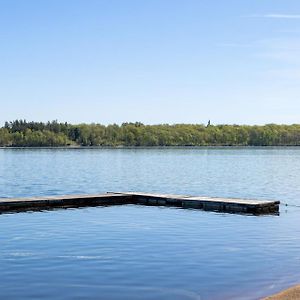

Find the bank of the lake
[[1, 120, 300, 147], [264, 285, 300, 299]]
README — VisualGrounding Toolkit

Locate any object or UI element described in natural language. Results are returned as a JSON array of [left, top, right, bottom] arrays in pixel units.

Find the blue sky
[[0, 0, 300, 125]]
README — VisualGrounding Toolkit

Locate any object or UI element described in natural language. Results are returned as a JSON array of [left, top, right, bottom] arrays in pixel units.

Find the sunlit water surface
[[1, 148, 300, 300]]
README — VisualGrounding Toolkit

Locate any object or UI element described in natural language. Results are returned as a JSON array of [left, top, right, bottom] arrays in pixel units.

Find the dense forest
[[1, 120, 300, 147]]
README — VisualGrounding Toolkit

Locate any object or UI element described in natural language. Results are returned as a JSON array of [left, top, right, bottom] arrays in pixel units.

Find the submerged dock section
[[0, 193, 132, 212], [0, 192, 280, 215]]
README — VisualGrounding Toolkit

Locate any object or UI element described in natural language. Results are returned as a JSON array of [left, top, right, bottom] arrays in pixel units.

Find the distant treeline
[[1, 120, 300, 147]]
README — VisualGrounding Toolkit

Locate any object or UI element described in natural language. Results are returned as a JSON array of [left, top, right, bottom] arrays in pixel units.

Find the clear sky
[[0, 0, 300, 125]]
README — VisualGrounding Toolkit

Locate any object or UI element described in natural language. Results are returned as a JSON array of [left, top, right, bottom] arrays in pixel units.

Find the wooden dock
[[0, 192, 280, 215]]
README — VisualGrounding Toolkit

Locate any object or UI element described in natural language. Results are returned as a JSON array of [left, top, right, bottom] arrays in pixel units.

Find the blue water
[[1, 148, 300, 300]]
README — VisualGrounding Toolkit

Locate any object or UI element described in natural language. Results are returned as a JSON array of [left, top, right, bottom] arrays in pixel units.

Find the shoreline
[[1, 145, 300, 150], [264, 285, 300, 299]]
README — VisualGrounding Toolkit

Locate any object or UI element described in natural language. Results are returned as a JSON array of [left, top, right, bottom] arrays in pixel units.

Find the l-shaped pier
[[0, 192, 280, 215]]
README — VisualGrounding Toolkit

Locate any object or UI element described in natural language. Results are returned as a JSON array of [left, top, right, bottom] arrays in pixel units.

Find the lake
[[1, 148, 300, 299]]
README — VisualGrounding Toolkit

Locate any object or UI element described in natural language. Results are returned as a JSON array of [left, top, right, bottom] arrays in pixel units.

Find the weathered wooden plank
[[112, 192, 280, 214], [0, 192, 280, 215], [0, 193, 132, 212]]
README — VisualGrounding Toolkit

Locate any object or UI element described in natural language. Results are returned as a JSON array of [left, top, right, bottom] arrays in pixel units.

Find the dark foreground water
[[1, 148, 300, 300]]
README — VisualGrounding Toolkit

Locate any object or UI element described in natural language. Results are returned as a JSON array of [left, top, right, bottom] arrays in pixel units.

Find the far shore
[[264, 284, 300, 299], [1, 145, 300, 150], [2, 121, 300, 148]]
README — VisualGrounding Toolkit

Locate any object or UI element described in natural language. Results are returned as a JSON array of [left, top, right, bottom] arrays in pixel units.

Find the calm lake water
[[1, 148, 300, 300]]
